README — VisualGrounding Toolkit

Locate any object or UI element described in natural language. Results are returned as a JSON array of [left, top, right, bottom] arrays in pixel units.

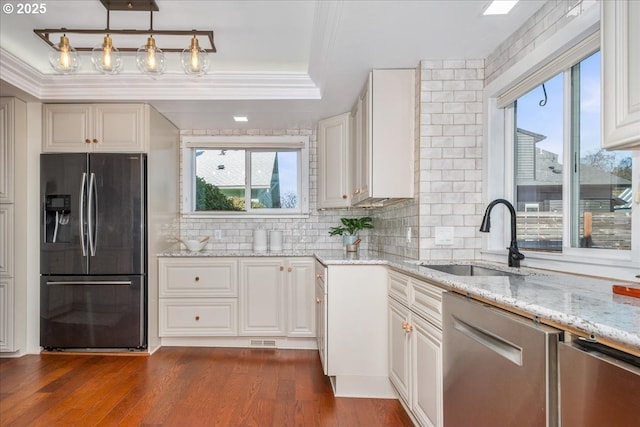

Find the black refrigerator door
[[40, 153, 89, 275], [40, 275, 145, 349], [88, 153, 146, 275]]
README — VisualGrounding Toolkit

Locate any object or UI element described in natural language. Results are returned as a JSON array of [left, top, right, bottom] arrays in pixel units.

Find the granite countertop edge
[[158, 249, 640, 352]]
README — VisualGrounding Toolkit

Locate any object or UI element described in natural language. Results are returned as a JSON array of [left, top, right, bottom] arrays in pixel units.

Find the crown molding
[[308, 0, 343, 95], [0, 47, 321, 102]]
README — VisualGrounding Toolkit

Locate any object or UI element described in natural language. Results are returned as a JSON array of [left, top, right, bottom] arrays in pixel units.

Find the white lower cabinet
[[238, 258, 286, 336], [160, 299, 238, 336], [315, 260, 328, 373], [388, 270, 443, 427], [286, 258, 315, 337], [159, 256, 315, 346], [0, 278, 14, 351], [159, 258, 239, 337], [322, 264, 395, 398]]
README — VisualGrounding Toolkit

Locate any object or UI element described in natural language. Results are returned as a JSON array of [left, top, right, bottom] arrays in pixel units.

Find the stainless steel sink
[[420, 263, 521, 277]]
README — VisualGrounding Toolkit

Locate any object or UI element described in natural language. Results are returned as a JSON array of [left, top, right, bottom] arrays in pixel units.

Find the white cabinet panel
[[315, 260, 327, 373], [0, 205, 12, 277], [160, 299, 237, 336], [353, 69, 415, 206], [388, 269, 443, 427], [0, 98, 14, 203], [317, 112, 351, 208], [602, 0, 640, 149], [0, 278, 13, 352], [389, 297, 411, 403], [238, 259, 286, 336], [412, 314, 443, 427], [159, 258, 237, 298], [286, 258, 315, 337], [43, 104, 148, 152]]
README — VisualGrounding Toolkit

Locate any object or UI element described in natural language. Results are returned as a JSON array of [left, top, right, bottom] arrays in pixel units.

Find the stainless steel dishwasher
[[559, 338, 640, 427], [443, 292, 562, 427]]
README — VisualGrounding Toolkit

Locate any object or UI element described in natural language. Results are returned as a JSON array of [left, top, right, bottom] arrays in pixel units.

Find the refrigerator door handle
[[46, 281, 133, 286], [88, 172, 98, 256], [79, 172, 87, 257]]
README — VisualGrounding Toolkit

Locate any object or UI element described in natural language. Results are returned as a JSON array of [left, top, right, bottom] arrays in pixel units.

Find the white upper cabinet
[[317, 112, 351, 209], [601, 0, 640, 150], [317, 69, 415, 209], [353, 69, 415, 206], [43, 104, 149, 152]]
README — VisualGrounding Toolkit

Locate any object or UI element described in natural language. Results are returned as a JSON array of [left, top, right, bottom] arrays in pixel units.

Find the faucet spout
[[479, 198, 525, 268]]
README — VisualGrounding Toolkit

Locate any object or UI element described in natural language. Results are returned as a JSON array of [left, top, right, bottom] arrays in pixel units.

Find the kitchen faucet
[[479, 198, 525, 268]]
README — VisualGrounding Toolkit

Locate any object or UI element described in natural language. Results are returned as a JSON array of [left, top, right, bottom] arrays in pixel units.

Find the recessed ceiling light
[[233, 116, 248, 122], [483, 0, 519, 15]]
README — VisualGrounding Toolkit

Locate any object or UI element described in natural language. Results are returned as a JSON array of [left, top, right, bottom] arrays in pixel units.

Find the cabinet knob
[[342, 195, 347, 199], [316, 297, 321, 304], [280, 265, 284, 271], [194, 276, 200, 282], [354, 188, 361, 195], [85, 139, 91, 144], [406, 324, 413, 333], [92, 139, 99, 144], [195, 315, 200, 321], [316, 273, 323, 279], [401, 321, 409, 330], [288, 267, 293, 272]]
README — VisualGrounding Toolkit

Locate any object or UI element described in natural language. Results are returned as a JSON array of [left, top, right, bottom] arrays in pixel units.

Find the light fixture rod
[[33, 28, 216, 52]]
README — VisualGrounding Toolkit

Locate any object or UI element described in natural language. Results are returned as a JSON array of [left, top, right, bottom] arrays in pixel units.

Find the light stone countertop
[[159, 248, 640, 353]]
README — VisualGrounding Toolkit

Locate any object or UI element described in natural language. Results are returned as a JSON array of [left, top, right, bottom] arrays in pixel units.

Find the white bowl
[[181, 238, 208, 252]]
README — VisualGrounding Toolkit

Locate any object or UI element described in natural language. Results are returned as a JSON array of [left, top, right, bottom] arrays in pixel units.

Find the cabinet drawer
[[159, 258, 237, 297], [412, 280, 443, 328], [388, 270, 411, 305], [159, 299, 237, 336]]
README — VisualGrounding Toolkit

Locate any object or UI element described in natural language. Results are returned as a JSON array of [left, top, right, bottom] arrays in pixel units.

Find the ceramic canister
[[253, 228, 267, 252], [270, 230, 283, 251]]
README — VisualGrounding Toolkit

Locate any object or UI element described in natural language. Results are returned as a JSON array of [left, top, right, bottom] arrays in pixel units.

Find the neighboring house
[[196, 149, 281, 208], [515, 128, 631, 213]]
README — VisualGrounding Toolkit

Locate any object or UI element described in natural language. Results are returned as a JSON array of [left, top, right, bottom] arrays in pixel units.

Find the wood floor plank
[[0, 347, 413, 427]]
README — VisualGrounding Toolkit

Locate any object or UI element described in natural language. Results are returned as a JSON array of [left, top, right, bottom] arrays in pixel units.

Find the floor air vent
[[250, 339, 277, 348]]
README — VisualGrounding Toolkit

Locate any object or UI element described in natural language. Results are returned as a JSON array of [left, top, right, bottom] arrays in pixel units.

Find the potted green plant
[[328, 216, 374, 248]]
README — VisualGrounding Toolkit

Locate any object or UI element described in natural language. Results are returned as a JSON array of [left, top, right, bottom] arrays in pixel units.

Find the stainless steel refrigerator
[[40, 153, 147, 350]]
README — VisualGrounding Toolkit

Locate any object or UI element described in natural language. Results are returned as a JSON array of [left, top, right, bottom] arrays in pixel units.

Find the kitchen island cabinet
[[43, 104, 149, 152], [319, 262, 395, 398]]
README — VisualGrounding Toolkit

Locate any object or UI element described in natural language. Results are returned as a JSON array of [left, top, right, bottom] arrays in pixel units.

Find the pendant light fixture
[[34, 0, 215, 77], [48, 34, 80, 74], [181, 35, 209, 76], [136, 35, 166, 76], [91, 34, 122, 74]]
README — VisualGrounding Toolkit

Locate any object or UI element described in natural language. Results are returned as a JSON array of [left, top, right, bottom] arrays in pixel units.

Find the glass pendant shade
[[48, 34, 80, 74], [136, 35, 166, 76], [91, 35, 122, 74], [181, 36, 209, 75]]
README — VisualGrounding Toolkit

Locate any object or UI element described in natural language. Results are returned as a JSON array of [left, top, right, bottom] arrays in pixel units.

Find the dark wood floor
[[0, 347, 413, 427]]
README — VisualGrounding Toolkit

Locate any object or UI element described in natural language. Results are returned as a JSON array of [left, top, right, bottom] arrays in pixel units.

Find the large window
[[513, 51, 633, 252], [183, 136, 309, 216]]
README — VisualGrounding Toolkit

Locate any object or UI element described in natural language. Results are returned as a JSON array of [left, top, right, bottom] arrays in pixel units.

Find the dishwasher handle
[[452, 314, 523, 366]]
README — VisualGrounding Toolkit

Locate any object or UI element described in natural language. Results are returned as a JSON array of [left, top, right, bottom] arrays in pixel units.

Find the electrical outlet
[[406, 227, 412, 244], [214, 230, 222, 240]]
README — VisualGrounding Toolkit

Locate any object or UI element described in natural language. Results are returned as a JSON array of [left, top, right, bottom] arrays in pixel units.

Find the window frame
[[182, 135, 310, 218], [483, 11, 639, 281]]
